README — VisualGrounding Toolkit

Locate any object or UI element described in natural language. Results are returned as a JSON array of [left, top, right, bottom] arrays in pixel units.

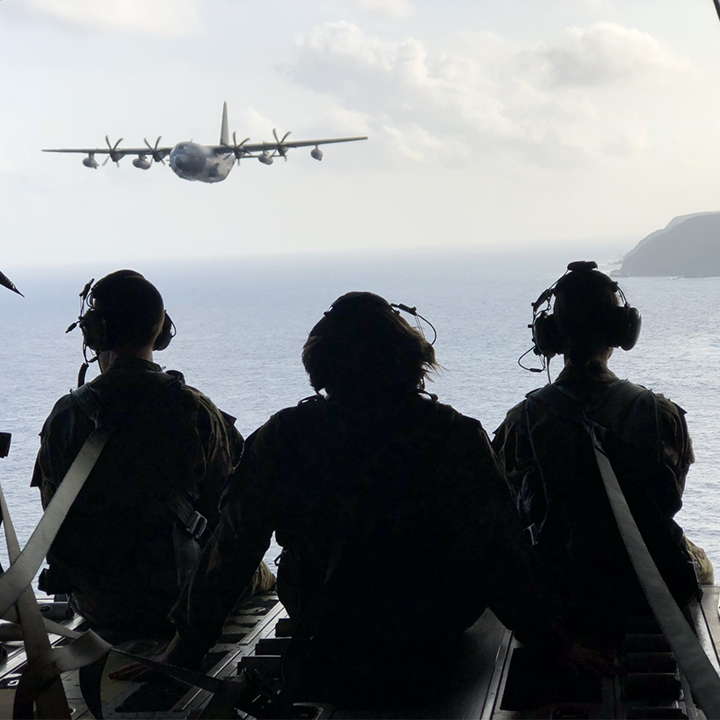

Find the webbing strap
[[1, 616, 224, 719], [11, 629, 110, 720], [0, 480, 71, 719], [0, 428, 109, 619], [0, 427, 108, 718], [0, 422, 233, 718], [588, 426, 720, 717], [528, 384, 720, 715]]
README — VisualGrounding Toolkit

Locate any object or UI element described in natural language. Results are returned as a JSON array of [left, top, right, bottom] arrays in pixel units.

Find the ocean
[[1, 249, 719, 578]]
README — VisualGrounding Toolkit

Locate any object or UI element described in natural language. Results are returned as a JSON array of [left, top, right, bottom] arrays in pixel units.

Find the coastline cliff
[[619, 212, 720, 277]]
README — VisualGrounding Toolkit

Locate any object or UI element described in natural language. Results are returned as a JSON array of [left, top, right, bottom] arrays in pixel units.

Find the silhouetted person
[[156, 291, 574, 708], [32, 270, 274, 638], [493, 261, 708, 638]]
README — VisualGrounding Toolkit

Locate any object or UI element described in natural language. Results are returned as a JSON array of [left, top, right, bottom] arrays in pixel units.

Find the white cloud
[[538, 23, 691, 86], [234, 109, 278, 142], [324, 108, 373, 137], [284, 21, 690, 167], [380, 123, 451, 163], [19, 0, 202, 38], [346, 0, 415, 21]]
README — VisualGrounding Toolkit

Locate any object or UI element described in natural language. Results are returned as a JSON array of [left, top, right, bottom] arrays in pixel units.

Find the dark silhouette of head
[[302, 291, 437, 400], [553, 267, 625, 366], [81, 270, 167, 352], [531, 262, 641, 368]]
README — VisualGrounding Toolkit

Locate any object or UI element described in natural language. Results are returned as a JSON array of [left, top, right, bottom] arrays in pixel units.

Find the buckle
[[188, 511, 208, 540]]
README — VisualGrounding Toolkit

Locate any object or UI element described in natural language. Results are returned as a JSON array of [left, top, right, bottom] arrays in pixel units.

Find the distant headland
[[617, 212, 720, 277]]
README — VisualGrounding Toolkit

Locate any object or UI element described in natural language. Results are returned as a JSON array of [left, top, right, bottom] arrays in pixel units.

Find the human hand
[[559, 643, 617, 678], [109, 633, 205, 682]]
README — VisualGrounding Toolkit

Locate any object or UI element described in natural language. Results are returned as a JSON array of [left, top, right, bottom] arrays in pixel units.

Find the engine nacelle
[[83, 155, 99, 169], [311, 146, 323, 161], [258, 153, 274, 166], [133, 156, 152, 170]]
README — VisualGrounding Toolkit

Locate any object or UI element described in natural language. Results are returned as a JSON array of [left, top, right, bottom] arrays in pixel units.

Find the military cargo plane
[[43, 102, 368, 183]]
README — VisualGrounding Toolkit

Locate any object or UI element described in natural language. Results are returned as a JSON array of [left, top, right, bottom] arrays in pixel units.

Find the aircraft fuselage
[[169, 142, 235, 183]]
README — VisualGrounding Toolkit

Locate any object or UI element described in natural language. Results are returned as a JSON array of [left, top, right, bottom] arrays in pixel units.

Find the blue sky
[[2, 0, 720, 269]]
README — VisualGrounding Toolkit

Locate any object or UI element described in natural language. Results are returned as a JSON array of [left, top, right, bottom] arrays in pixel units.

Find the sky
[[3, 0, 720, 270]]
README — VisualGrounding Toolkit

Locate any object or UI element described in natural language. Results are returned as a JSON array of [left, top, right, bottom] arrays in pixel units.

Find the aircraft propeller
[[102, 136, 124, 167], [273, 128, 291, 161], [144, 136, 167, 164], [231, 131, 251, 165]]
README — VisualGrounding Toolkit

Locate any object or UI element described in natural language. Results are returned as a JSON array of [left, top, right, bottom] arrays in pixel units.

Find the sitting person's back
[[232, 391, 550, 700], [32, 270, 273, 637], [493, 261, 705, 637], [167, 292, 564, 707]]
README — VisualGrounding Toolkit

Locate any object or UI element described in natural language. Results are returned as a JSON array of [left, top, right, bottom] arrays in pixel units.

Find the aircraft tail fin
[[220, 101, 230, 146]]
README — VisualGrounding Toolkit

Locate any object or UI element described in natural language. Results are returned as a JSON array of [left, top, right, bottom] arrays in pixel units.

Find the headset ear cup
[[614, 305, 642, 351], [79, 309, 107, 353], [153, 312, 175, 351], [532, 312, 564, 358]]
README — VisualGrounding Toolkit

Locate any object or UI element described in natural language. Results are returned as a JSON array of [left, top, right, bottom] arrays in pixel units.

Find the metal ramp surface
[[0, 588, 718, 718]]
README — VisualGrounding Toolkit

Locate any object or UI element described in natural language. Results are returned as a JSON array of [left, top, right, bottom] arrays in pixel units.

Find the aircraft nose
[[172, 151, 206, 174]]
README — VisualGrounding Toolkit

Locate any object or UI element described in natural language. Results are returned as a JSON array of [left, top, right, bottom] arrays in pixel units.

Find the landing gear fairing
[[43, 103, 367, 184]]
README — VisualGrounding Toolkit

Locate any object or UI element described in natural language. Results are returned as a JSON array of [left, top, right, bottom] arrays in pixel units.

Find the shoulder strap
[[167, 492, 208, 587], [529, 380, 658, 448], [528, 384, 586, 423], [588, 425, 720, 717], [0, 428, 109, 619], [70, 385, 101, 425], [70, 369, 182, 425], [536, 381, 666, 471], [530, 379, 649, 414], [594, 379, 649, 414]]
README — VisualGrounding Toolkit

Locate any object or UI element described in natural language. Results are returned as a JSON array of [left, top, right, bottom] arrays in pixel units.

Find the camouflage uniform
[[172, 393, 562, 704], [32, 357, 273, 637], [493, 362, 707, 633]]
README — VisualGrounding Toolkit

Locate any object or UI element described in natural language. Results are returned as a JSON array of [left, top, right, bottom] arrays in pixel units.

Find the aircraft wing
[[42, 147, 173, 156], [209, 136, 368, 154]]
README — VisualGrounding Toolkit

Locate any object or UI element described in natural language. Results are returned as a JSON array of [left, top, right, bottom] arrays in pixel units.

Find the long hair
[[302, 292, 437, 399], [553, 270, 621, 366]]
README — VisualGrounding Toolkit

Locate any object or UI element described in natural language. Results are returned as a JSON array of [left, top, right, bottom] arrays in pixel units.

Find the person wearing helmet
[[493, 261, 710, 639], [32, 270, 274, 639]]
